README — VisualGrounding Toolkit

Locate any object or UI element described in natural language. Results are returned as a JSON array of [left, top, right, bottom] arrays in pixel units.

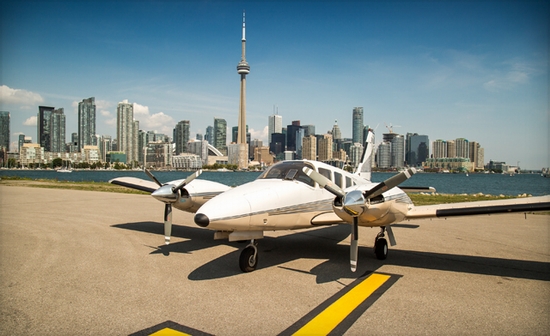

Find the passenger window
[[334, 172, 343, 188], [346, 177, 352, 188], [318, 168, 332, 181]]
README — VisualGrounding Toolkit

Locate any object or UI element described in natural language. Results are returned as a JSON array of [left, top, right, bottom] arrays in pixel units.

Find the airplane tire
[[239, 246, 258, 272], [375, 238, 388, 260]]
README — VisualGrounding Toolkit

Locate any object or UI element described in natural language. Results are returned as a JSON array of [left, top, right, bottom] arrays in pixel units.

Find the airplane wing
[[406, 195, 550, 219], [311, 212, 346, 225], [109, 177, 159, 193]]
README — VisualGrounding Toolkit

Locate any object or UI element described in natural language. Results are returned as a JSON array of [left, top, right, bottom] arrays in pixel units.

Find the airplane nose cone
[[194, 213, 210, 227]]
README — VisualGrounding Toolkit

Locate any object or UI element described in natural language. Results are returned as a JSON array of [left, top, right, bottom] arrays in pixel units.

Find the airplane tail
[[354, 129, 375, 181]]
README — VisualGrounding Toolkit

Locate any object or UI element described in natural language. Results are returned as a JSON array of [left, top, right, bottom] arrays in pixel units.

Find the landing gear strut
[[374, 227, 388, 260], [239, 240, 258, 272]]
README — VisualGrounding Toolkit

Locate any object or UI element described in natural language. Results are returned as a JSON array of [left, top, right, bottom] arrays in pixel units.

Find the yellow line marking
[[293, 273, 391, 335], [149, 327, 191, 336]]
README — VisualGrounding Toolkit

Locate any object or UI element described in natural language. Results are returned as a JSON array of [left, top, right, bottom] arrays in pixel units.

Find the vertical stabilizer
[[354, 129, 375, 181]]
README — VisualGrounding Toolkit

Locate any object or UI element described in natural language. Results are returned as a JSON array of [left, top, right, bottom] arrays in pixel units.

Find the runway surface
[[1, 186, 549, 335]]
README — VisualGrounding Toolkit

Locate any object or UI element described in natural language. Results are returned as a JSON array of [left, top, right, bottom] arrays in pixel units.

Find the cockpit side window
[[257, 161, 315, 187], [334, 172, 343, 188]]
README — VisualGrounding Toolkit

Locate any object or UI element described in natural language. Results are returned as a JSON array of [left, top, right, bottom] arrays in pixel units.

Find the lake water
[[1, 169, 549, 196]]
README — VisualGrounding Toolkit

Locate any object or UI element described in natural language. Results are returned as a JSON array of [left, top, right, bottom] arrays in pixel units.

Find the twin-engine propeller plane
[[110, 130, 550, 273]]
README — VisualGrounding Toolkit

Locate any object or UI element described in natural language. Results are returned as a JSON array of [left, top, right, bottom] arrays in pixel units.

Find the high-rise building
[[78, 97, 96, 150], [286, 121, 301, 152], [38, 106, 54, 151], [331, 120, 341, 140], [447, 140, 456, 158], [350, 143, 363, 169], [213, 117, 227, 155], [295, 127, 305, 159], [270, 133, 285, 156], [0, 111, 10, 151], [432, 139, 447, 159], [303, 125, 315, 137], [99, 135, 112, 162], [352, 107, 364, 145], [391, 135, 405, 168], [455, 138, 469, 158], [236, 11, 250, 169], [377, 142, 391, 168], [318, 134, 333, 162], [205, 126, 214, 145], [117, 100, 138, 163], [268, 113, 282, 144], [406, 133, 429, 167], [469, 141, 484, 169], [50, 108, 66, 153], [174, 120, 190, 155], [302, 135, 317, 160]]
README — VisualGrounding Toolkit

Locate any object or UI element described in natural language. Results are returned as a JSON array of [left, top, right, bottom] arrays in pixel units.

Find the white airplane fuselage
[[194, 160, 413, 232]]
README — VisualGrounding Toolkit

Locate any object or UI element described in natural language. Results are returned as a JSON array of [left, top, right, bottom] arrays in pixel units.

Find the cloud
[[100, 110, 111, 117], [0, 85, 44, 106], [23, 116, 37, 126], [249, 126, 269, 144], [133, 102, 175, 134]]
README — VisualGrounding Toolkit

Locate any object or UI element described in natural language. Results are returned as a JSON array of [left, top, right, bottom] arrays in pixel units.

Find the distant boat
[[57, 160, 72, 173]]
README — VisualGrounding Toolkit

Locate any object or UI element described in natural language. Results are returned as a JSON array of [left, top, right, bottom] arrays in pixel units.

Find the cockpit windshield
[[257, 161, 315, 187]]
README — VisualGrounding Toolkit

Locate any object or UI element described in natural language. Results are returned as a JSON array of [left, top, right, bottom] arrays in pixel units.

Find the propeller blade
[[364, 168, 416, 200], [302, 167, 345, 198], [164, 203, 172, 245], [350, 217, 358, 272], [145, 168, 163, 187], [173, 169, 202, 192]]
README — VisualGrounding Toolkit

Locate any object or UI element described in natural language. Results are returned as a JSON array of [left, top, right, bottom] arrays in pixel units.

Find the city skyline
[[0, 1, 548, 169]]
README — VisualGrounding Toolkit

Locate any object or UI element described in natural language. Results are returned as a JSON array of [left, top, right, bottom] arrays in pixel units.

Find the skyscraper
[[455, 138, 469, 158], [331, 120, 341, 140], [236, 11, 250, 169], [213, 117, 227, 155], [50, 108, 66, 153], [205, 126, 214, 145], [174, 120, 190, 155], [302, 135, 317, 160], [352, 107, 364, 145], [406, 133, 429, 167], [117, 100, 138, 163], [286, 120, 301, 152], [0, 111, 10, 151], [38, 106, 54, 150], [318, 134, 333, 162], [268, 113, 282, 144], [78, 97, 96, 150]]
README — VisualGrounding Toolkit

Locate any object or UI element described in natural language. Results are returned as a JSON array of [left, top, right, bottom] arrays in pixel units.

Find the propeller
[[146, 169, 202, 245], [302, 167, 416, 272]]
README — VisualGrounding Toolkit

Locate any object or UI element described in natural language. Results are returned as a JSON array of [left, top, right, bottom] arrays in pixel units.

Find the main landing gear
[[239, 240, 258, 272], [374, 227, 389, 260]]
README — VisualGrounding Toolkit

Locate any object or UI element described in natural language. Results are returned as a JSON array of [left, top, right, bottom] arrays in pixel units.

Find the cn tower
[[236, 11, 250, 169]]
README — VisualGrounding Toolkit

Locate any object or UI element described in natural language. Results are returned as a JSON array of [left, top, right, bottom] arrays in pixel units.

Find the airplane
[[110, 130, 550, 273]]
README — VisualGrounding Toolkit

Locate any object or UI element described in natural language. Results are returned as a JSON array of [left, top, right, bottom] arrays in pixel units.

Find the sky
[[0, 0, 548, 169]]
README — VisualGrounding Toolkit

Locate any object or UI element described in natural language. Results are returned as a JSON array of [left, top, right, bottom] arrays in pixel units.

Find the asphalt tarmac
[[1, 186, 549, 335]]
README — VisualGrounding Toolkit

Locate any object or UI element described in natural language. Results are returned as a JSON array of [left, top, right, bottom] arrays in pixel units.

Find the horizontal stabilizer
[[400, 186, 436, 193], [109, 177, 160, 193]]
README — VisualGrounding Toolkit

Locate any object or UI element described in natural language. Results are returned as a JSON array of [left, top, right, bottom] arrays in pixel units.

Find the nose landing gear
[[239, 240, 259, 272]]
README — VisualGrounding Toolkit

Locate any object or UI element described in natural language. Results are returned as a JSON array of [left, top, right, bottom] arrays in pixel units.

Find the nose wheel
[[239, 240, 258, 272]]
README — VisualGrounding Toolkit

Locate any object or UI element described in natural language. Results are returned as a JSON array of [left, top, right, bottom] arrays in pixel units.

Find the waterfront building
[[432, 139, 447, 159], [391, 135, 405, 168], [318, 134, 333, 162], [447, 140, 456, 158], [425, 157, 473, 172], [187, 139, 209, 165], [117, 100, 139, 164], [213, 117, 227, 155], [50, 108, 66, 153], [302, 135, 317, 160], [469, 141, 485, 170], [455, 138, 469, 158], [38, 106, 54, 151], [174, 120, 190, 155], [99, 135, 112, 162], [0, 111, 9, 152], [352, 107, 364, 145], [406, 133, 429, 167], [144, 141, 172, 169], [78, 97, 96, 150], [20, 143, 45, 167], [82, 145, 100, 163], [172, 153, 202, 170], [377, 141, 391, 169], [268, 113, 282, 144]]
